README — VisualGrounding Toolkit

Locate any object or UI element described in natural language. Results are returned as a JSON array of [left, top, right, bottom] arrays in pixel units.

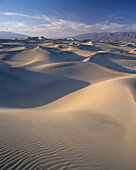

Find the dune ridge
[[0, 38, 136, 169]]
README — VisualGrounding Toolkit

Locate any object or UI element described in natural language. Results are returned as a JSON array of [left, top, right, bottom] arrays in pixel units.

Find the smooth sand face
[[0, 38, 136, 169]]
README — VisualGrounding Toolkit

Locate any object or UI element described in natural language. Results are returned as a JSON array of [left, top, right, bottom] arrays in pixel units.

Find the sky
[[0, 0, 136, 38]]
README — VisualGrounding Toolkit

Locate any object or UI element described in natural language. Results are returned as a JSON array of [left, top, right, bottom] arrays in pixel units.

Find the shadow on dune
[[106, 53, 136, 60], [122, 77, 136, 102], [89, 53, 136, 74], [39, 46, 85, 62], [0, 49, 26, 61], [129, 80, 136, 102], [0, 61, 90, 108], [77, 44, 103, 51], [0, 44, 21, 50]]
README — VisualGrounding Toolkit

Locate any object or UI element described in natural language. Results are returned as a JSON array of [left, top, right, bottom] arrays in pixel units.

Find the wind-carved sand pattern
[[0, 37, 136, 169]]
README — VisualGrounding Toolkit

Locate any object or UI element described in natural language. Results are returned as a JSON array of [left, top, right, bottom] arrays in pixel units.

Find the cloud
[[99, 23, 125, 32], [0, 12, 135, 38], [0, 12, 51, 22], [105, 16, 123, 24]]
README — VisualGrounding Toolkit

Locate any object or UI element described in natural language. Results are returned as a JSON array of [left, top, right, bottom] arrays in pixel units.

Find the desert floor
[[0, 37, 136, 169]]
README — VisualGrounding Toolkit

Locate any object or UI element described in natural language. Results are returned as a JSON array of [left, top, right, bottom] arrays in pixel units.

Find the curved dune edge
[[44, 75, 136, 112], [0, 38, 136, 169]]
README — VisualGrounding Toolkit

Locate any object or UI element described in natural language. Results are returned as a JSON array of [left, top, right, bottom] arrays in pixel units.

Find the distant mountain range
[[73, 32, 136, 41], [0, 31, 27, 39], [1, 31, 136, 41]]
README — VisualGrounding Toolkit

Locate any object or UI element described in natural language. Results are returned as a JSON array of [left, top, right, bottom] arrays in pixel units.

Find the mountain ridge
[[0, 31, 28, 39], [73, 32, 136, 41]]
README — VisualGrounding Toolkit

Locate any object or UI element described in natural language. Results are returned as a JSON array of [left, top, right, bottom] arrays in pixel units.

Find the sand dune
[[0, 38, 136, 169]]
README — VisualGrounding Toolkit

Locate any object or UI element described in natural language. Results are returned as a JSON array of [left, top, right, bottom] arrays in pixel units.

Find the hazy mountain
[[73, 32, 136, 41], [0, 31, 27, 39]]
